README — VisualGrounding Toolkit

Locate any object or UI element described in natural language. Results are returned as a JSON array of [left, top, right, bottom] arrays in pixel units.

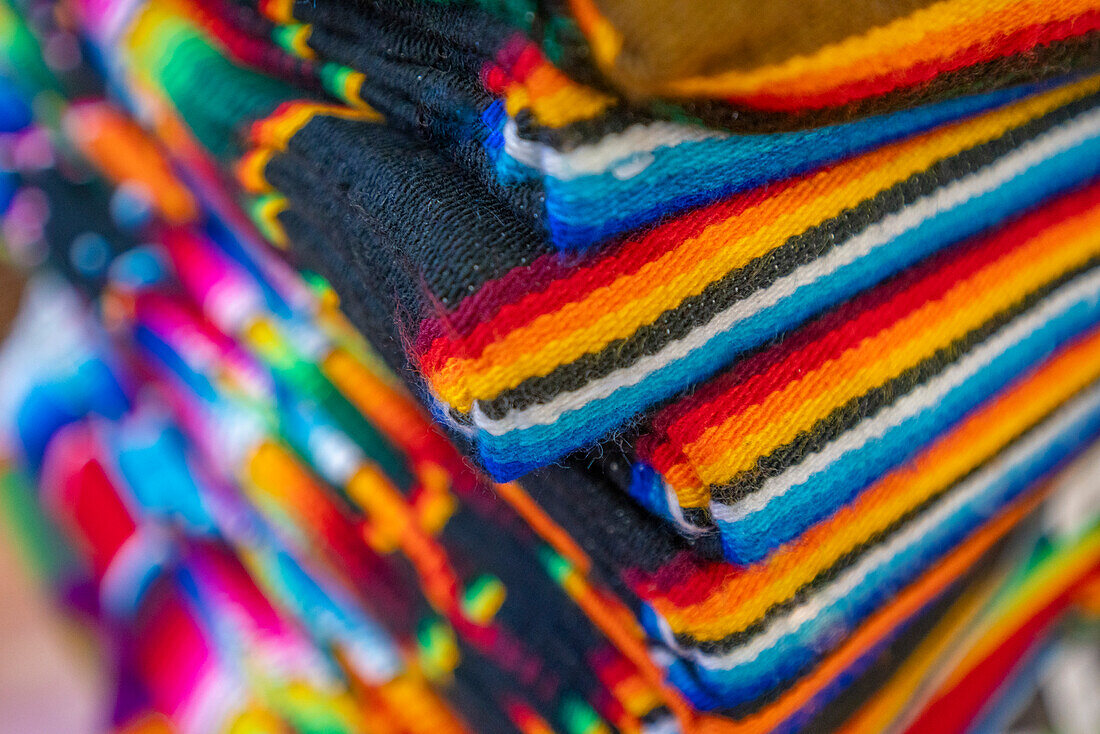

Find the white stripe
[[180, 668, 247, 734], [710, 268, 1100, 526], [473, 107, 1100, 437], [503, 118, 724, 180], [650, 383, 1100, 673], [663, 479, 709, 536]]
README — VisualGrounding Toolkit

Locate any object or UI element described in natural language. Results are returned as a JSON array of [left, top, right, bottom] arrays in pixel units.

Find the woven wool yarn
[[411, 83, 1100, 478], [88, 0, 1100, 482]]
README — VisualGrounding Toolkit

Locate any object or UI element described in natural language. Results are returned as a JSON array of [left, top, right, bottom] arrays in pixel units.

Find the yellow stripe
[[940, 528, 1100, 688], [288, 23, 315, 60], [501, 65, 616, 129], [249, 102, 382, 153], [836, 574, 1003, 734], [253, 194, 289, 249], [341, 70, 369, 108], [236, 147, 274, 193]]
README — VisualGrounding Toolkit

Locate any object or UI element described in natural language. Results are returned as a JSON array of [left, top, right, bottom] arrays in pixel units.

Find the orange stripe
[[567, 0, 1094, 100], [427, 75, 1100, 409], [699, 1, 1091, 100], [560, 571, 695, 727], [489, 482, 697, 726], [68, 103, 197, 223], [939, 530, 1100, 690], [834, 574, 1004, 734], [247, 101, 381, 153], [321, 348, 439, 453]]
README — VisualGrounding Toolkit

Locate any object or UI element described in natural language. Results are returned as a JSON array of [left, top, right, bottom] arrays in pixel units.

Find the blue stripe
[[627, 461, 682, 525]]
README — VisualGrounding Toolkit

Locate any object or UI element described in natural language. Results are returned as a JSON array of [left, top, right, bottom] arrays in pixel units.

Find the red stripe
[[44, 426, 138, 579], [421, 15, 1100, 366], [184, 0, 320, 90], [625, 549, 741, 607]]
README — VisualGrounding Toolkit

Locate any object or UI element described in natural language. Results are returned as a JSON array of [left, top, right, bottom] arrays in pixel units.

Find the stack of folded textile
[[1, 0, 1100, 732]]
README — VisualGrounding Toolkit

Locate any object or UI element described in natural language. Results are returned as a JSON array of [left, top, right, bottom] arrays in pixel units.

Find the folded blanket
[[2, 224, 682, 733], [2, 155, 982, 729], [4, 261, 1050, 731], [514, 313, 1100, 711], [839, 465, 1100, 734], [406, 80, 1100, 477], [0, 212, 1063, 731]]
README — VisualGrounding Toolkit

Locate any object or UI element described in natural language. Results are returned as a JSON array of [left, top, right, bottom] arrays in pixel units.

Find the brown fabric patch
[[593, 0, 937, 96]]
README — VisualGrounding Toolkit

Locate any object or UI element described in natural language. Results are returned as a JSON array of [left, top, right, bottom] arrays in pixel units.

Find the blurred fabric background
[[0, 259, 102, 734]]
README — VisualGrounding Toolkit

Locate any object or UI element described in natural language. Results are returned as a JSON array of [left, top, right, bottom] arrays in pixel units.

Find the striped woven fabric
[[0, 123, 1000, 730], [503, 365, 1100, 722], [839, 463, 1100, 734], [2, 244, 1082, 730], [82, 0, 1100, 481], [893, 528, 1100, 734], [3, 262, 1062, 732], [515, 305, 1100, 712], [0, 135, 688, 730], [629, 180, 1100, 556]]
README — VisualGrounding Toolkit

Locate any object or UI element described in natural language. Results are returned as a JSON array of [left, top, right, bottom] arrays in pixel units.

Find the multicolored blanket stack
[[1, 0, 1099, 732]]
